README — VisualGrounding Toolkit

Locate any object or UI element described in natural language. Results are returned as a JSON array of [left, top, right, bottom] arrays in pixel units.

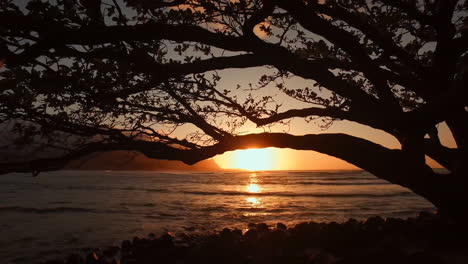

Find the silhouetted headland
[[65, 151, 221, 171]]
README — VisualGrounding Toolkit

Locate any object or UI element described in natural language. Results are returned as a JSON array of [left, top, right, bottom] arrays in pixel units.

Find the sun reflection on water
[[245, 173, 262, 207], [247, 197, 260, 205], [246, 183, 261, 193], [246, 173, 261, 193]]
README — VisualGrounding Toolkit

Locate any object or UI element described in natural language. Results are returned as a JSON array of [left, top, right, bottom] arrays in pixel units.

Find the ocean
[[0, 170, 435, 263]]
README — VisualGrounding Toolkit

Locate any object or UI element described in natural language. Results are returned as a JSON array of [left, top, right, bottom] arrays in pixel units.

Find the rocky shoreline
[[42, 212, 468, 264]]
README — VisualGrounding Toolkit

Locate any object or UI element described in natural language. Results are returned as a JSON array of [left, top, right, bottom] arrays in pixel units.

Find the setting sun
[[230, 148, 274, 171]]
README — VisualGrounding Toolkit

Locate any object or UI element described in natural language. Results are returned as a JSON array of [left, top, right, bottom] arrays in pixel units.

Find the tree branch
[[163, 82, 231, 141], [432, 0, 458, 78], [424, 138, 458, 172], [242, 0, 275, 38], [0, 132, 426, 191], [311, 2, 423, 75], [276, 0, 402, 111], [125, 0, 188, 10], [376, 0, 435, 26]]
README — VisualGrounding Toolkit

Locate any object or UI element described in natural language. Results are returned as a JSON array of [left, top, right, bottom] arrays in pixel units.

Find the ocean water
[[0, 170, 435, 263]]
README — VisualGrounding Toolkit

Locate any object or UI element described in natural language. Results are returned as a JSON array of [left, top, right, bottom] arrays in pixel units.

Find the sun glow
[[231, 148, 275, 171]]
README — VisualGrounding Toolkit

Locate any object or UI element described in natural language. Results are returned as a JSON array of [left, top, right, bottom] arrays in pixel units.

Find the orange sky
[[213, 122, 452, 171], [148, 8, 455, 172], [162, 26, 454, 171], [160, 63, 453, 171], [207, 68, 455, 171]]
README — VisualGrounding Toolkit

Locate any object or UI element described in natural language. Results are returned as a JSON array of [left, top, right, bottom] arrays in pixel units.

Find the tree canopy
[[0, 0, 467, 217]]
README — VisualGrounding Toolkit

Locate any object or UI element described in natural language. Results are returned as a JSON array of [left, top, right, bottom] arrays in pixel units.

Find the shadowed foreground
[[41, 213, 468, 264]]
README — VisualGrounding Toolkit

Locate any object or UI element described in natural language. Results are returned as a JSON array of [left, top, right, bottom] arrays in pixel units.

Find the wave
[[177, 180, 386, 186], [0, 206, 147, 215], [287, 170, 366, 176], [182, 190, 414, 198], [387, 209, 433, 216], [292, 181, 389, 186], [144, 212, 184, 219], [57, 186, 170, 193], [0, 206, 94, 214], [119, 202, 156, 207], [293, 176, 378, 181], [49, 201, 72, 205], [200, 206, 228, 212], [144, 188, 170, 193]]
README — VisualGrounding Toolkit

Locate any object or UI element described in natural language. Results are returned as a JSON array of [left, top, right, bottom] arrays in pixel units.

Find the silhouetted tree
[[0, 0, 467, 219]]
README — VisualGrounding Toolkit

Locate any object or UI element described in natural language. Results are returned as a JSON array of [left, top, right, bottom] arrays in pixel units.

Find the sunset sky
[[157, 3, 454, 171], [201, 68, 455, 171], [2, 0, 458, 173], [213, 124, 453, 171], [149, 2, 457, 172]]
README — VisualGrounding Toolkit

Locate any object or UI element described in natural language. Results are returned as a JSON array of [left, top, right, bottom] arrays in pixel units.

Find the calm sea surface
[[0, 170, 436, 263]]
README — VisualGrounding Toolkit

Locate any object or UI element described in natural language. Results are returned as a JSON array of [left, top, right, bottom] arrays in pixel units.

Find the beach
[[42, 212, 468, 264]]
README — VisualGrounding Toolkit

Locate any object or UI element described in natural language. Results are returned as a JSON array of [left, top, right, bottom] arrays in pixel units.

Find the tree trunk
[[407, 169, 468, 224]]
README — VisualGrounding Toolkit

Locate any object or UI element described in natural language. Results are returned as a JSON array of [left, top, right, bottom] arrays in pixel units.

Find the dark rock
[[277, 222, 287, 231], [160, 232, 174, 241], [102, 246, 119, 258], [417, 211, 439, 225], [121, 240, 132, 248], [220, 228, 233, 241], [256, 223, 269, 233], [43, 260, 63, 264], [85, 252, 99, 264], [232, 228, 243, 237], [244, 228, 258, 242], [132, 236, 140, 245], [41, 216, 468, 264], [326, 221, 340, 231], [405, 252, 444, 264], [65, 253, 82, 264], [364, 216, 385, 231]]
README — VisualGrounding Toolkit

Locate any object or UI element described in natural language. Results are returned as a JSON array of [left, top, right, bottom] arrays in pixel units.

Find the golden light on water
[[246, 183, 261, 193], [245, 173, 262, 206], [246, 197, 260, 205]]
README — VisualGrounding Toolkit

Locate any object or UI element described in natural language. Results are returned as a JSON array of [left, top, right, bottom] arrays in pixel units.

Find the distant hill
[[65, 151, 221, 171]]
